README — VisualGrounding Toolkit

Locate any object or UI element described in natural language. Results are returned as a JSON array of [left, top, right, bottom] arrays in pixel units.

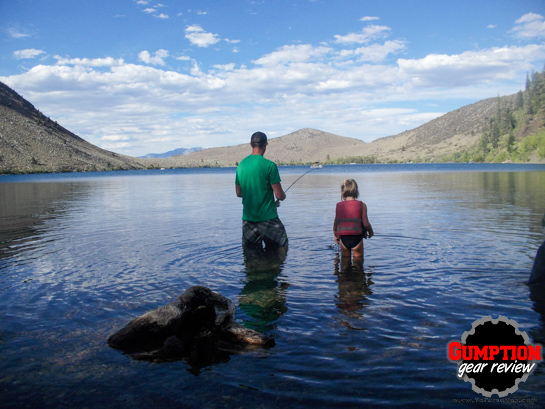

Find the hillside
[[1, 70, 544, 174], [160, 128, 368, 167], [163, 93, 539, 167], [0, 82, 146, 174], [358, 94, 521, 163]]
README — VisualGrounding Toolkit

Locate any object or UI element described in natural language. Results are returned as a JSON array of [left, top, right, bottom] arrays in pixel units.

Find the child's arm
[[361, 202, 374, 238], [333, 217, 339, 244]]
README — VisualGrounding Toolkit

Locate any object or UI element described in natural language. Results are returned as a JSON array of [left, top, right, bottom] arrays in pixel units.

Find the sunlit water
[[1, 163, 545, 408]]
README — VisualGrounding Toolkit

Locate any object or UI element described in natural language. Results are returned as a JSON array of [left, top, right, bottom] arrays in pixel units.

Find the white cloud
[[334, 25, 391, 44], [138, 49, 169, 66], [140, 2, 167, 18], [13, 49, 45, 59], [397, 44, 545, 86], [8, 28, 31, 38], [510, 13, 545, 38], [360, 16, 380, 22], [340, 40, 406, 63], [254, 44, 332, 66], [185, 25, 220, 47], [2, 15, 544, 156], [54, 56, 124, 67], [487, 25, 496, 29], [213, 63, 235, 71]]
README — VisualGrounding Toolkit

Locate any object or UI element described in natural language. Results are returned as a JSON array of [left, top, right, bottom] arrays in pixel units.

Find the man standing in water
[[235, 131, 288, 249]]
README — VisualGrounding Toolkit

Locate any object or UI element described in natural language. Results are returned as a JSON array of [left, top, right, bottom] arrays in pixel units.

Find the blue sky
[[1, 0, 544, 156]]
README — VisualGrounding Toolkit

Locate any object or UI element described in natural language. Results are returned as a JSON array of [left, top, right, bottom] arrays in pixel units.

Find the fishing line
[[285, 164, 320, 193], [276, 164, 320, 206]]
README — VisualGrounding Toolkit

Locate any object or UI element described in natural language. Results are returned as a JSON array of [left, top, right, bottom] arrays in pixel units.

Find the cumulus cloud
[[339, 40, 406, 63], [397, 44, 545, 86], [54, 56, 124, 67], [213, 63, 235, 71], [138, 49, 169, 66], [185, 25, 220, 47], [254, 44, 332, 66], [510, 13, 545, 38], [334, 25, 391, 44], [13, 49, 45, 59], [1, 13, 543, 156]]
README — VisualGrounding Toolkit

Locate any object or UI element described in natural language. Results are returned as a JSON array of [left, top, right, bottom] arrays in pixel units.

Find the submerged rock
[[529, 242, 545, 285], [107, 286, 274, 369], [529, 242, 545, 317]]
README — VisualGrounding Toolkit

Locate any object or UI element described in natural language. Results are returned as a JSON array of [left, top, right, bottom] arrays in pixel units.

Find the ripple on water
[[1, 167, 545, 408]]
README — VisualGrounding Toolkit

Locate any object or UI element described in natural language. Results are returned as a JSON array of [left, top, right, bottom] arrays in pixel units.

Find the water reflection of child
[[333, 179, 374, 259]]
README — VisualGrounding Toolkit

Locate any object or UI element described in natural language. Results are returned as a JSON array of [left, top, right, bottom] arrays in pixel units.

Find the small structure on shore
[[108, 286, 274, 370]]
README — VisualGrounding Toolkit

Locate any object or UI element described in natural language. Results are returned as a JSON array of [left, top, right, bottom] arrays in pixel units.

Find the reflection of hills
[[0, 182, 91, 260], [238, 248, 289, 333]]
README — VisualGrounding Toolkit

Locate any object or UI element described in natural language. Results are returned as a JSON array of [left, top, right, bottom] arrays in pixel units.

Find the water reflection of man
[[238, 247, 289, 333], [334, 255, 373, 329]]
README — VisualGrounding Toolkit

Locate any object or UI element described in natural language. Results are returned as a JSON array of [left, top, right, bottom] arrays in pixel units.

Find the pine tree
[[515, 91, 524, 110]]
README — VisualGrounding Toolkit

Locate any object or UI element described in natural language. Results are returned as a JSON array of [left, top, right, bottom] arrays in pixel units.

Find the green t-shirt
[[235, 154, 281, 222]]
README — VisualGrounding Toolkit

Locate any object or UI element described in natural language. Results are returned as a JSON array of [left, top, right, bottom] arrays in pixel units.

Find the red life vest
[[335, 200, 364, 236]]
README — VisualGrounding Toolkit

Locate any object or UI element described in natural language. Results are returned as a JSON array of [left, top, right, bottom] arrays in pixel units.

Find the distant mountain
[[0, 81, 146, 174], [1, 74, 543, 175], [140, 147, 203, 159], [160, 93, 534, 167], [159, 128, 367, 168]]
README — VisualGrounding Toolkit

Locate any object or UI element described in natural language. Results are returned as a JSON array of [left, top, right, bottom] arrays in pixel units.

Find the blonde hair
[[341, 179, 359, 199]]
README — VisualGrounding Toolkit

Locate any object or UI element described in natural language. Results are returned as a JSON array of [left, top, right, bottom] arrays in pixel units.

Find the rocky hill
[[160, 128, 368, 167], [163, 94, 524, 166], [358, 94, 521, 163], [1, 76, 543, 174], [0, 82, 146, 174]]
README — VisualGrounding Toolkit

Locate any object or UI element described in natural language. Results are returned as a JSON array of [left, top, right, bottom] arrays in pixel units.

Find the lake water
[[1, 163, 545, 408]]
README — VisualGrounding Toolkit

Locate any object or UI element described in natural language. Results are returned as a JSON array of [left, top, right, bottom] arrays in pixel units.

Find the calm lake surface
[[1, 163, 545, 408]]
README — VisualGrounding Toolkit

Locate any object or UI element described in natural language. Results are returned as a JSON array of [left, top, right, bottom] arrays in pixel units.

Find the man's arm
[[236, 184, 242, 198], [271, 182, 286, 201]]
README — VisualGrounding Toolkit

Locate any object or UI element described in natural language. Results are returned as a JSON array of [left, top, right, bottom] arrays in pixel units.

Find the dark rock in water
[[107, 286, 274, 369], [529, 242, 545, 284], [529, 242, 545, 317]]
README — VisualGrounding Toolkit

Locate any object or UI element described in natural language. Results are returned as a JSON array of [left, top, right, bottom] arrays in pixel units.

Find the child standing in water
[[333, 179, 374, 259]]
